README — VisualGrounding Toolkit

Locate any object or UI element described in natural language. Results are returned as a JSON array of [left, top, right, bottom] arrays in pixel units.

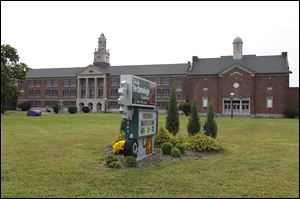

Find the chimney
[[192, 56, 199, 62], [281, 52, 287, 59]]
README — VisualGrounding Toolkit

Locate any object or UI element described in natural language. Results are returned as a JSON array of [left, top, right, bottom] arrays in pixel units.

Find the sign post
[[118, 75, 157, 160]]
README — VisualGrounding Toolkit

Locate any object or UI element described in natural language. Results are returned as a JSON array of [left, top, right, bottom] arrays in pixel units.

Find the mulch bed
[[104, 145, 221, 169]]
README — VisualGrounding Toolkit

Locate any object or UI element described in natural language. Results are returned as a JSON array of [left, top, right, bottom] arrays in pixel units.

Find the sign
[[138, 110, 157, 137], [132, 76, 155, 106]]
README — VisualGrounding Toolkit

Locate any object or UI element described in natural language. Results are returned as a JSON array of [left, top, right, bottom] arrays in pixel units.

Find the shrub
[[68, 106, 77, 114], [154, 127, 177, 148], [108, 161, 121, 169], [166, 83, 179, 135], [203, 104, 218, 138], [105, 155, 118, 166], [115, 130, 125, 143], [175, 143, 186, 154], [82, 106, 90, 113], [170, 147, 182, 158], [161, 142, 173, 155], [17, 102, 31, 111], [178, 102, 191, 116], [187, 133, 223, 152], [124, 156, 137, 168], [120, 118, 126, 132], [113, 140, 125, 154], [52, 104, 59, 114], [283, 108, 299, 118], [187, 99, 200, 136], [46, 107, 51, 112]]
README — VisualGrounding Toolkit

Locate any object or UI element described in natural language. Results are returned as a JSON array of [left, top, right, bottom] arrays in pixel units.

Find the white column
[[94, 77, 97, 99], [85, 78, 88, 99], [104, 77, 107, 99], [77, 78, 80, 99]]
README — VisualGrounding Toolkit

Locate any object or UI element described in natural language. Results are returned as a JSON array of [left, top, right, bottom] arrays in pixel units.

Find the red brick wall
[[288, 87, 299, 110], [254, 74, 289, 114], [188, 69, 290, 115]]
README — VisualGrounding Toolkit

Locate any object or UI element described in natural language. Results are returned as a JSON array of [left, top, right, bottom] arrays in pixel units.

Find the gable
[[78, 65, 104, 75], [219, 64, 255, 75]]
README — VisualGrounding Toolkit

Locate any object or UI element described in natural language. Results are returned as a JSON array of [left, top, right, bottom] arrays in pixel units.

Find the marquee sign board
[[118, 75, 157, 161]]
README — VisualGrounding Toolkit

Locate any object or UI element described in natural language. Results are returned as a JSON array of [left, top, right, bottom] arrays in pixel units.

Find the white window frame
[[202, 97, 208, 108], [266, 96, 273, 108]]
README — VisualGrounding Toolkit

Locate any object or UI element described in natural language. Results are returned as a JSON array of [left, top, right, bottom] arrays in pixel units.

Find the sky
[[1, 1, 299, 86]]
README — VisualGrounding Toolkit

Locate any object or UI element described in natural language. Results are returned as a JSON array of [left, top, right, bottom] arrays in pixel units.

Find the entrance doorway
[[223, 98, 250, 114]]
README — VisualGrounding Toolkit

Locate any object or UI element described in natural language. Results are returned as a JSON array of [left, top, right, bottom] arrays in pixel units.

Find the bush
[[108, 161, 121, 169], [17, 102, 31, 111], [187, 133, 223, 152], [82, 106, 90, 113], [187, 99, 200, 136], [52, 104, 59, 114], [68, 106, 77, 114], [178, 102, 191, 116], [46, 107, 51, 112], [203, 104, 218, 138], [155, 127, 177, 148], [115, 130, 125, 143], [105, 155, 118, 166], [161, 142, 174, 155], [120, 118, 126, 132], [175, 143, 186, 154], [170, 147, 182, 158], [113, 140, 125, 154], [124, 156, 137, 168], [166, 83, 179, 135], [283, 108, 299, 118]]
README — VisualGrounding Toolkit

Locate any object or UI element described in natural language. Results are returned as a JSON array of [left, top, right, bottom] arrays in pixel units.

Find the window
[[29, 90, 34, 96], [162, 89, 170, 97], [28, 80, 34, 87], [46, 80, 57, 87], [98, 89, 103, 98], [52, 90, 58, 97], [80, 79, 86, 86], [98, 78, 104, 86], [70, 90, 76, 97], [45, 90, 51, 97], [70, 101, 76, 106], [45, 101, 52, 107], [267, 97, 273, 108], [63, 101, 70, 107], [34, 80, 41, 87], [242, 100, 249, 113], [111, 89, 118, 97], [202, 97, 208, 107], [89, 88, 95, 98], [109, 101, 118, 109], [224, 100, 231, 113], [63, 90, 69, 97], [111, 78, 119, 86], [156, 89, 161, 97], [176, 79, 182, 89], [88, 78, 95, 86], [35, 90, 41, 97], [35, 101, 40, 107], [81, 89, 86, 98]]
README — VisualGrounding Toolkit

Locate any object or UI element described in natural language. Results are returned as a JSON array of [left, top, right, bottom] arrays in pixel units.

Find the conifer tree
[[187, 99, 200, 135], [166, 83, 179, 135], [203, 104, 218, 138]]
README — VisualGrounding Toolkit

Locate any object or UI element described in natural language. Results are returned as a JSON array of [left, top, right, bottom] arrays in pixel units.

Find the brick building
[[18, 34, 298, 117]]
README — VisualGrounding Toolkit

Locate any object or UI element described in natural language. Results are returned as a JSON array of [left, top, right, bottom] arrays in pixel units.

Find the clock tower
[[93, 33, 110, 67]]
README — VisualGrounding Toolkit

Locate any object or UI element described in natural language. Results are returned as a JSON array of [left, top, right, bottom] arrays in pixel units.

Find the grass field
[[1, 111, 299, 198]]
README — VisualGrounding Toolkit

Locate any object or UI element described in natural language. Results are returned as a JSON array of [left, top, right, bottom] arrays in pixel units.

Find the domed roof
[[233, 36, 243, 44]]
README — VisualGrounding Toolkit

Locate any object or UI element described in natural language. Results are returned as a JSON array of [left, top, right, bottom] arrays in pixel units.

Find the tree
[[203, 104, 218, 138], [166, 83, 179, 135], [1, 44, 28, 113], [187, 99, 200, 136]]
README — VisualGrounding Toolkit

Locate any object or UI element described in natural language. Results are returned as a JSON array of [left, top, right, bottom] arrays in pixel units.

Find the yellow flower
[[113, 140, 125, 154]]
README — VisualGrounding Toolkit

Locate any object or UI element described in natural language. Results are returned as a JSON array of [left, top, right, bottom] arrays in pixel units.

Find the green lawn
[[1, 111, 299, 198]]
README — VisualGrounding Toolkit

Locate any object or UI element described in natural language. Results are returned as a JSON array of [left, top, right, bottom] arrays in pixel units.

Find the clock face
[[233, 82, 240, 89]]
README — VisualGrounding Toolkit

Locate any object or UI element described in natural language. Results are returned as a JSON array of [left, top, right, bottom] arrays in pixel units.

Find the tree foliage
[[165, 83, 179, 135], [187, 99, 200, 136], [203, 104, 218, 138], [1, 44, 28, 113]]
